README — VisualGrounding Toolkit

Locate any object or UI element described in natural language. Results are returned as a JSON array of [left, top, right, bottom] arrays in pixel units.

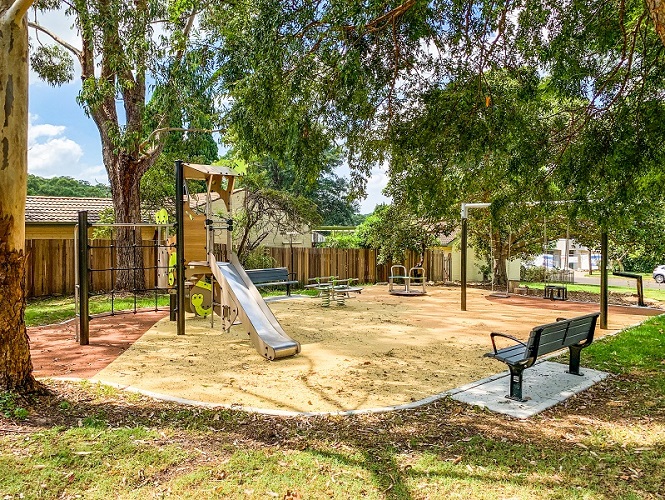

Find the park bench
[[613, 271, 645, 307], [245, 267, 299, 296], [484, 312, 600, 401]]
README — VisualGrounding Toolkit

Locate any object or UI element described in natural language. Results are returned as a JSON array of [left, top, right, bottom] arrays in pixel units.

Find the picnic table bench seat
[[245, 267, 299, 296], [484, 312, 600, 401]]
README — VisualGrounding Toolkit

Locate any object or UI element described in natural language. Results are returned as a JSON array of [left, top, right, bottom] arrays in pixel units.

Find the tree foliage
[[27, 174, 111, 198], [231, 172, 322, 265], [355, 204, 441, 264], [209, 1, 665, 280], [244, 150, 359, 226]]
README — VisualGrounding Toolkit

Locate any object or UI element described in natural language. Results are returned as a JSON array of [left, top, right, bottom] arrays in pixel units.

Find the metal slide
[[208, 252, 301, 360]]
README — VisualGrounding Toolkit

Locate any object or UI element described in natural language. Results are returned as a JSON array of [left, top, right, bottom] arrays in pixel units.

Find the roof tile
[[25, 196, 114, 224]]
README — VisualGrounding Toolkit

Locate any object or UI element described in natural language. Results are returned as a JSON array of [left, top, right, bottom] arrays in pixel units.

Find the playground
[[30, 284, 652, 414]]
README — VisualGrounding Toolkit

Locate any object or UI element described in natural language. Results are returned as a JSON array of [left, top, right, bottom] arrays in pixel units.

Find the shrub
[[520, 265, 548, 282], [243, 247, 276, 269]]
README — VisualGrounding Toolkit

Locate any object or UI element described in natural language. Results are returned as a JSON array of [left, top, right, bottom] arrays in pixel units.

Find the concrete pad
[[449, 361, 609, 419]]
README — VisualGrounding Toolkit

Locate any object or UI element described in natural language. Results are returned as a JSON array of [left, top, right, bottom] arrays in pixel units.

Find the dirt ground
[[29, 285, 657, 414]]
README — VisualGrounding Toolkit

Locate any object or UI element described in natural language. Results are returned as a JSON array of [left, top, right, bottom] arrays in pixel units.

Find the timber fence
[[24, 239, 452, 298]]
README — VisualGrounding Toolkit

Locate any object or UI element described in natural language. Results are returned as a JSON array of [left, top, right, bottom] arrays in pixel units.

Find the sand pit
[[89, 286, 652, 414]]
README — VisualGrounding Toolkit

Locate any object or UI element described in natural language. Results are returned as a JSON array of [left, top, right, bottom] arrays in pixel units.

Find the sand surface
[[91, 286, 651, 413]]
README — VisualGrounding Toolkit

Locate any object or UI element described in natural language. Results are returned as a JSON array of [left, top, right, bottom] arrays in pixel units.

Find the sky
[[27, 10, 389, 214]]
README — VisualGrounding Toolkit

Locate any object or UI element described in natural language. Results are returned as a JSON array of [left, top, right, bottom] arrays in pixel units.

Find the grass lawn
[[3, 314, 664, 498], [26, 288, 323, 327], [523, 281, 665, 302], [25, 293, 172, 327]]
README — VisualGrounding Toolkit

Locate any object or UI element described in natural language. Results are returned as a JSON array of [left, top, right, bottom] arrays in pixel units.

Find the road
[[573, 271, 664, 290]]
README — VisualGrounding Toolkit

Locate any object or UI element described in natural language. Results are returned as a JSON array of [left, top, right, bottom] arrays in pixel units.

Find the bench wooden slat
[[245, 267, 297, 296], [492, 344, 528, 364], [254, 280, 299, 287]]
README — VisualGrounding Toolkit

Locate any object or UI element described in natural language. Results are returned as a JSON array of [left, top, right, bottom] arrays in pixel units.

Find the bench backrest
[[245, 267, 290, 284], [526, 312, 599, 359]]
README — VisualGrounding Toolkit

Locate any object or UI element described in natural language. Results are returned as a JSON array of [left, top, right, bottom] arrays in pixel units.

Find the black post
[[175, 160, 186, 335], [290, 238, 294, 277], [77, 211, 90, 345], [507, 365, 525, 401], [600, 232, 608, 329], [169, 291, 177, 321], [461, 217, 468, 311], [636, 276, 645, 307]]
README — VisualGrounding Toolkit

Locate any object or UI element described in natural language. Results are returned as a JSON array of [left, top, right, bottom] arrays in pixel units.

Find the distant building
[[25, 196, 157, 240], [25, 196, 114, 239], [533, 239, 600, 271]]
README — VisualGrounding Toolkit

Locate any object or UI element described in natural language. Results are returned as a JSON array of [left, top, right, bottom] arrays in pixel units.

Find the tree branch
[[27, 21, 82, 57], [6, 0, 34, 22]]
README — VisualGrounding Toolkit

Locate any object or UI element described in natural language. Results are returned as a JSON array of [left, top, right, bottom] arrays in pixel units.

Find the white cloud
[[27, 118, 108, 184], [29, 137, 83, 174], [28, 123, 66, 144]]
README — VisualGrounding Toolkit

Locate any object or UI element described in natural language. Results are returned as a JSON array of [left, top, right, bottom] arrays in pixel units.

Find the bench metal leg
[[286, 284, 291, 296], [507, 365, 527, 402], [567, 345, 584, 376]]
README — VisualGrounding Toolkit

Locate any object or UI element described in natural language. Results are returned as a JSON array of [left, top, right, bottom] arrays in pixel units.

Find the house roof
[[437, 229, 458, 246], [25, 196, 114, 224]]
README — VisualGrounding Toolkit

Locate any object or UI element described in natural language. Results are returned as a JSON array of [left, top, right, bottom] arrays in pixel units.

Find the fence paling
[[25, 239, 453, 297]]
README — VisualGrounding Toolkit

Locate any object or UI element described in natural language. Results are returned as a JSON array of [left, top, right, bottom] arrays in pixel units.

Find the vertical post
[[175, 160, 186, 335], [600, 231, 608, 329], [636, 276, 645, 307], [77, 211, 90, 345], [461, 217, 468, 311]]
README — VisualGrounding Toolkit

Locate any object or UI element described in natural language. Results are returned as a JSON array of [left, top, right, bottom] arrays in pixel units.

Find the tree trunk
[[106, 152, 149, 291], [491, 231, 508, 287], [0, 4, 39, 393], [647, 0, 665, 46]]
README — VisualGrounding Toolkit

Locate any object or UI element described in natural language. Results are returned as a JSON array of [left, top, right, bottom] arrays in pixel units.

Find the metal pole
[[600, 232, 608, 329], [175, 160, 186, 335], [290, 236, 294, 274], [461, 217, 468, 311], [459, 203, 489, 311], [77, 211, 90, 345]]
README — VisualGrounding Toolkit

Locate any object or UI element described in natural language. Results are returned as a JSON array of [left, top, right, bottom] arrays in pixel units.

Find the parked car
[[653, 265, 665, 283]]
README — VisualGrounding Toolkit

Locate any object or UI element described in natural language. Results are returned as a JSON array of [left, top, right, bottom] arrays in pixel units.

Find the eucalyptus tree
[[1, 0, 39, 392], [29, 0, 224, 288]]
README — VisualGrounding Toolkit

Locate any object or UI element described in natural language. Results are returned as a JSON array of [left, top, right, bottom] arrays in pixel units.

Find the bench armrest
[[489, 332, 527, 354]]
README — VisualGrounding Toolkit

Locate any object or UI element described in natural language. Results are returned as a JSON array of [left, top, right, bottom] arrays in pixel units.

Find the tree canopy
[[209, 1, 665, 220], [27, 174, 111, 198]]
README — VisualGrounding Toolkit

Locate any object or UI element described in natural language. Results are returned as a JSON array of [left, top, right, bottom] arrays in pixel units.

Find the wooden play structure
[[173, 161, 301, 360]]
